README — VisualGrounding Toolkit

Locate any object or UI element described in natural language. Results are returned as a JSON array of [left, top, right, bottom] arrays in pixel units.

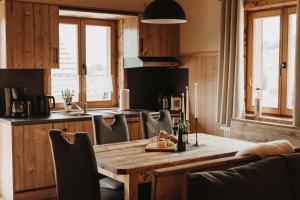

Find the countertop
[[0, 109, 149, 126]]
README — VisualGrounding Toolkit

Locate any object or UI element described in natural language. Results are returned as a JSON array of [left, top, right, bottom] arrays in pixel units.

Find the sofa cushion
[[188, 156, 293, 200], [281, 153, 300, 200]]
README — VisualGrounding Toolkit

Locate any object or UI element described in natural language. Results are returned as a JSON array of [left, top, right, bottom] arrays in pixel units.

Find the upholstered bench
[[188, 153, 300, 200]]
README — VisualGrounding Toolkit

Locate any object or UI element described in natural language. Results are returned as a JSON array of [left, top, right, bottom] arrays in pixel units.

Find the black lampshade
[[142, 0, 187, 24]]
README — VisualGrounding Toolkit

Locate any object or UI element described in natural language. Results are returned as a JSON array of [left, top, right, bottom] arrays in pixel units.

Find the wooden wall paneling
[[180, 53, 222, 136], [33, 4, 50, 69], [0, 122, 14, 200], [68, 120, 95, 145], [22, 124, 55, 190]]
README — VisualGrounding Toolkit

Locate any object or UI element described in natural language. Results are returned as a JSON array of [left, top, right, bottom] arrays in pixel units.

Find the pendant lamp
[[142, 0, 187, 24]]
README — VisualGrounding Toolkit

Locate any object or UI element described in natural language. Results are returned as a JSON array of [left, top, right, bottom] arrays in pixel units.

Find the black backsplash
[[127, 67, 188, 111]]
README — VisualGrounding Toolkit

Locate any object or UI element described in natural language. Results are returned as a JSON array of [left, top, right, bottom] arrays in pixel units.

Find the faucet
[[72, 103, 87, 113]]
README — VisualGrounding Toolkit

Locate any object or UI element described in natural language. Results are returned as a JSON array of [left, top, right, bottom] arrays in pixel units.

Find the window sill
[[232, 114, 298, 129]]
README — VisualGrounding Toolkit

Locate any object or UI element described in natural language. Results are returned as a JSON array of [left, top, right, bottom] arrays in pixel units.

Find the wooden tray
[[145, 145, 176, 152]]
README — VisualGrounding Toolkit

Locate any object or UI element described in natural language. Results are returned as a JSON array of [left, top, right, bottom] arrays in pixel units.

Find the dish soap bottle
[[177, 112, 187, 152]]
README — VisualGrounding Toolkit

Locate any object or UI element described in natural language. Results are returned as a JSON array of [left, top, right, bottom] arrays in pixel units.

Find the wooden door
[[139, 23, 179, 57], [68, 120, 95, 145], [13, 124, 55, 192], [6, 2, 59, 69]]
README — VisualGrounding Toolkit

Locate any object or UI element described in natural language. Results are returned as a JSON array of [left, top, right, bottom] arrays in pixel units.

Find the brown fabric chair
[[49, 130, 123, 200], [93, 114, 129, 145], [140, 110, 173, 139]]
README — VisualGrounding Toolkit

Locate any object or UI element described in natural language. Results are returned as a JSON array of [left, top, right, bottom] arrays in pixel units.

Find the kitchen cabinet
[[68, 120, 94, 144], [127, 117, 142, 140], [5, 2, 59, 69], [13, 124, 55, 192], [123, 16, 180, 59], [0, 114, 169, 199], [10, 120, 94, 199], [139, 23, 179, 57]]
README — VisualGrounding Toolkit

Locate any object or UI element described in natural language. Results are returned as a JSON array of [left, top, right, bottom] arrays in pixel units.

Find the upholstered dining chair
[[93, 114, 129, 145], [140, 110, 173, 139], [92, 114, 130, 199], [49, 130, 123, 200]]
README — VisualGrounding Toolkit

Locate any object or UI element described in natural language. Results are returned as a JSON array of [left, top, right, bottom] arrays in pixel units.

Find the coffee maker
[[4, 88, 30, 118]]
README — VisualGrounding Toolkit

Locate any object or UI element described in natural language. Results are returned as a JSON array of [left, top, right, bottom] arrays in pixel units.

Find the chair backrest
[[93, 114, 129, 145], [140, 110, 173, 139], [49, 130, 100, 200]]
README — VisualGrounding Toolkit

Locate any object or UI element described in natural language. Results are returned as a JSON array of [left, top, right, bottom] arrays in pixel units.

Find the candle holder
[[186, 120, 190, 144], [194, 117, 199, 147]]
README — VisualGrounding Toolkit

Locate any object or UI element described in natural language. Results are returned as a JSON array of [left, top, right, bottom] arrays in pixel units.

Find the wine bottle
[[177, 112, 187, 152]]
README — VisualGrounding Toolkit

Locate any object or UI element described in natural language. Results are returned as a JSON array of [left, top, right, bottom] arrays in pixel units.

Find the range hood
[[124, 57, 181, 68]]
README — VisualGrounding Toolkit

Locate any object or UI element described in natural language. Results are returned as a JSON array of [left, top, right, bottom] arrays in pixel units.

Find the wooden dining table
[[94, 133, 254, 200]]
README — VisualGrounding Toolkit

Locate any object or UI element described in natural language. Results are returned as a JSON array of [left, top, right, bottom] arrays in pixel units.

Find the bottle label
[[182, 134, 187, 142]]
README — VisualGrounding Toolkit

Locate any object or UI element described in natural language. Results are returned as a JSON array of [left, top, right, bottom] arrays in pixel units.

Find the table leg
[[124, 173, 139, 200]]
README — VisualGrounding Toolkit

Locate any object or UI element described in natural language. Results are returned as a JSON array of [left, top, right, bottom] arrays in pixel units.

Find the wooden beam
[[245, 0, 297, 11]]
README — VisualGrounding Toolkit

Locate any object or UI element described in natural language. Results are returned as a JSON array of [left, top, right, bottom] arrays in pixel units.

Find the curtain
[[217, 0, 245, 127], [294, 0, 300, 126]]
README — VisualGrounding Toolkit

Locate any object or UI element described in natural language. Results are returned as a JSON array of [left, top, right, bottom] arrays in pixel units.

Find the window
[[51, 17, 117, 108], [247, 7, 296, 116]]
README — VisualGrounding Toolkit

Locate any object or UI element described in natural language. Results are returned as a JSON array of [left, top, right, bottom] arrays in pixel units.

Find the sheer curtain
[[217, 0, 245, 129], [293, 0, 300, 127]]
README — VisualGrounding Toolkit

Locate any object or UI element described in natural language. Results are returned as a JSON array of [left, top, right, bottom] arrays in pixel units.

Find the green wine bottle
[[177, 112, 187, 152]]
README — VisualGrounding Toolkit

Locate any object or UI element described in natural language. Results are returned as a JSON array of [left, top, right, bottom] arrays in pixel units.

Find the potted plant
[[61, 89, 74, 112]]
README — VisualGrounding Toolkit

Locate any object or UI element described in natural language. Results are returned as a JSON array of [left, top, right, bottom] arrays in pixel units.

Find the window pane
[[51, 23, 79, 103], [85, 25, 112, 102], [252, 16, 280, 108], [287, 13, 297, 109]]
